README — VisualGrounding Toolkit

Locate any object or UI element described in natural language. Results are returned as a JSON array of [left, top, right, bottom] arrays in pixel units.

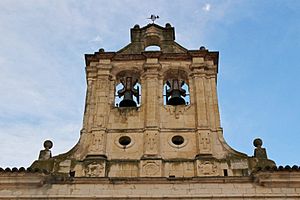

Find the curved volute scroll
[[115, 70, 141, 108]]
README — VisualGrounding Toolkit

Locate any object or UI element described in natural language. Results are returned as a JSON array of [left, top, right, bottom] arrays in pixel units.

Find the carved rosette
[[116, 108, 138, 123], [140, 160, 162, 177]]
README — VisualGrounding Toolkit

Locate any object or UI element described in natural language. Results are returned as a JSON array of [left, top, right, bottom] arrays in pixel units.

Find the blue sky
[[0, 0, 299, 167]]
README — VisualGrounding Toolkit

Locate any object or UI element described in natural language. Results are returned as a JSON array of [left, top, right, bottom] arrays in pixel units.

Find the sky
[[0, 0, 299, 168]]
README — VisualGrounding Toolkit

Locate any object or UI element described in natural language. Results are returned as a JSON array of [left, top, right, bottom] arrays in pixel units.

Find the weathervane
[[148, 15, 159, 23]]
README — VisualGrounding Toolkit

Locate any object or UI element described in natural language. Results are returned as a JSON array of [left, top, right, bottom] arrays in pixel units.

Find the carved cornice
[[85, 51, 219, 67], [254, 171, 300, 187], [0, 173, 49, 188]]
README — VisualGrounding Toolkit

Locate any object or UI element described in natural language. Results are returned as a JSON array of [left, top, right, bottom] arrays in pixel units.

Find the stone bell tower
[[4, 22, 300, 200], [31, 23, 275, 178]]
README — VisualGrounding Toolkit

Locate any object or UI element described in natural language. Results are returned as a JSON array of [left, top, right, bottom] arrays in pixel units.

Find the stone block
[[108, 162, 139, 177]]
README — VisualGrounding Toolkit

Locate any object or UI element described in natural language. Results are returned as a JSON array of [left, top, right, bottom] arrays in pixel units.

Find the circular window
[[119, 136, 131, 146], [171, 135, 184, 145]]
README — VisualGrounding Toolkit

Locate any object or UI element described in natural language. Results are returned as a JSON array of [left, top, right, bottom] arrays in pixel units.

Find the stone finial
[[99, 48, 105, 53], [133, 24, 140, 29], [200, 46, 206, 50], [165, 23, 172, 28], [249, 138, 276, 171], [38, 140, 53, 160], [253, 138, 268, 159]]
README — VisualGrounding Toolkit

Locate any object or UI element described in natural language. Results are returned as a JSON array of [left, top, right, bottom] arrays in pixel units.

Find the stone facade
[[1, 23, 299, 199], [1, 169, 300, 199]]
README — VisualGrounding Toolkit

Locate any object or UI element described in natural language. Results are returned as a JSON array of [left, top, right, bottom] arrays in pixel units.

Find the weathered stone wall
[[66, 54, 251, 178], [30, 24, 275, 178], [0, 171, 300, 199]]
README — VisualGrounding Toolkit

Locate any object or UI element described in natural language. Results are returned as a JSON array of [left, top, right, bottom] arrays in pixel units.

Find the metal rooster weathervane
[[148, 15, 159, 23]]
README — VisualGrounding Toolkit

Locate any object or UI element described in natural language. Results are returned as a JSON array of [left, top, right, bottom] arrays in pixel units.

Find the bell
[[167, 90, 186, 105], [119, 91, 137, 107], [118, 77, 139, 107], [166, 79, 186, 106]]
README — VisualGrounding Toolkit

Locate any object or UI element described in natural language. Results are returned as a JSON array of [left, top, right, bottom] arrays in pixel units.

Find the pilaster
[[142, 57, 161, 128], [190, 57, 209, 128], [94, 59, 112, 129], [142, 56, 161, 159], [83, 63, 97, 132], [86, 59, 112, 158]]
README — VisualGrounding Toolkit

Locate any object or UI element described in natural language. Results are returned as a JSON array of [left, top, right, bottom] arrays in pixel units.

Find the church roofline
[[85, 50, 219, 68]]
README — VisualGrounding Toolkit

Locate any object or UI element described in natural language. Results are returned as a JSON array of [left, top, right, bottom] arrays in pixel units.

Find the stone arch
[[162, 69, 190, 106], [144, 45, 161, 51], [114, 70, 142, 107], [143, 34, 162, 48]]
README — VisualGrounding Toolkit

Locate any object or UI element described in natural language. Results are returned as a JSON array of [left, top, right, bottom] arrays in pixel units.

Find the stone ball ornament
[[43, 140, 53, 150], [253, 138, 263, 147]]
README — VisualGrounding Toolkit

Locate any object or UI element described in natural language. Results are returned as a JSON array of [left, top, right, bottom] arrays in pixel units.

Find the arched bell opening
[[114, 71, 141, 108], [163, 70, 190, 106], [163, 81, 190, 106], [144, 45, 161, 51], [144, 34, 161, 47]]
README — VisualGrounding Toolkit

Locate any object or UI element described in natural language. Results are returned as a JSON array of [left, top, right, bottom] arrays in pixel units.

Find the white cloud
[[203, 3, 211, 12], [90, 35, 103, 43]]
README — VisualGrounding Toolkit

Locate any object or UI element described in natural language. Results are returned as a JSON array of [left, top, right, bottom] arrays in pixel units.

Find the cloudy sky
[[0, 0, 299, 167]]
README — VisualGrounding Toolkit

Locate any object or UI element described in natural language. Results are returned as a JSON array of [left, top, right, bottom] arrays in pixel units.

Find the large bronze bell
[[117, 77, 139, 107], [166, 79, 186, 105]]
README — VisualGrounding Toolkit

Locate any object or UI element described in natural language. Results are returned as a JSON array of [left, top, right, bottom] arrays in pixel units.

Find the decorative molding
[[198, 132, 212, 155], [164, 105, 190, 119], [144, 132, 159, 155], [84, 161, 105, 177], [254, 171, 300, 187], [114, 134, 135, 149], [141, 160, 161, 177], [168, 134, 188, 149], [89, 132, 105, 154], [197, 160, 219, 176], [115, 107, 139, 122]]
